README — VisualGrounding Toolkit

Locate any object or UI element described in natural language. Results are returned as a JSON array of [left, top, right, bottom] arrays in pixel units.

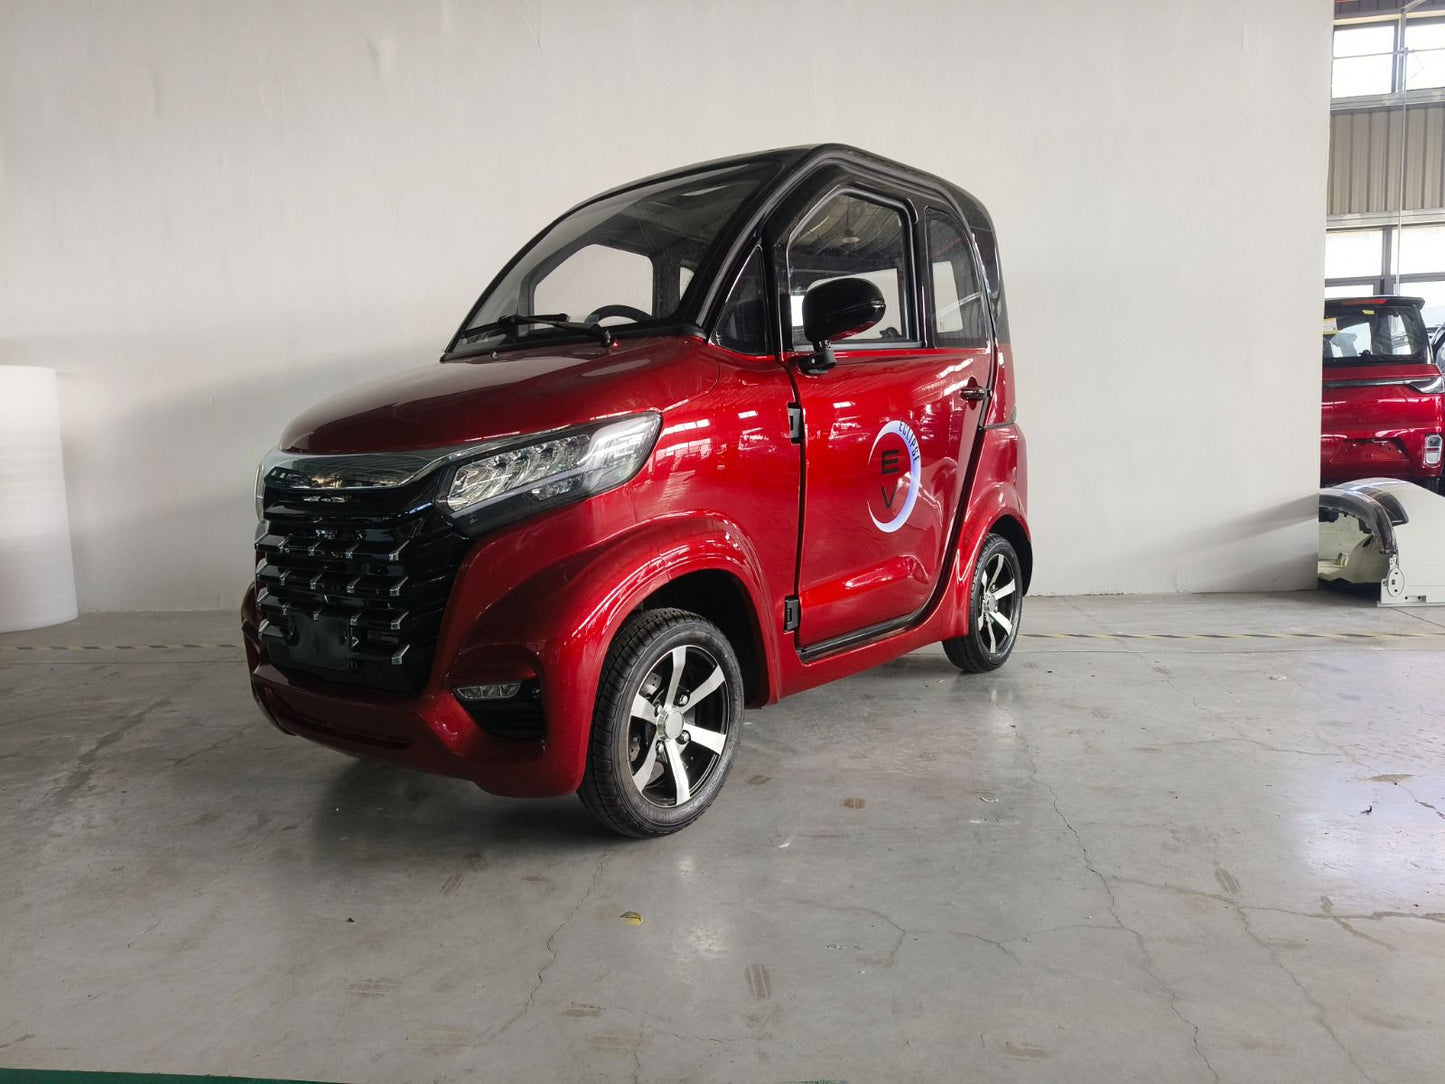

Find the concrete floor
[[2, 592, 1444, 1083]]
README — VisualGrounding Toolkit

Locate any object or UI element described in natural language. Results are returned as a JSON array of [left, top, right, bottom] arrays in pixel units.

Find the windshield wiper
[[457, 313, 612, 348]]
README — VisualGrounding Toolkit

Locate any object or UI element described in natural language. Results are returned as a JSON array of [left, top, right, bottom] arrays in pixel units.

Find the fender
[[950, 425, 1029, 639], [445, 513, 780, 794]]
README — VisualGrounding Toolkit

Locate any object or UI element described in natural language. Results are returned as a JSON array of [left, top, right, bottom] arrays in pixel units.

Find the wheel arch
[[988, 513, 1033, 594], [948, 466, 1030, 643], [637, 568, 769, 707]]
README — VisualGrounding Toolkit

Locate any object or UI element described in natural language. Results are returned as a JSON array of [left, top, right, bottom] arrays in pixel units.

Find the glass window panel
[[926, 212, 987, 348], [1405, 21, 1445, 90], [1333, 26, 1396, 96], [787, 192, 913, 347], [534, 244, 653, 322], [1407, 21, 1445, 48], [1333, 55, 1394, 96], [1325, 282, 1379, 299], [1324, 303, 1428, 362], [1403, 278, 1445, 330], [1399, 227, 1445, 276], [715, 248, 769, 355], [462, 161, 774, 346], [1334, 24, 1395, 58], [1325, 230, 1384, 279]]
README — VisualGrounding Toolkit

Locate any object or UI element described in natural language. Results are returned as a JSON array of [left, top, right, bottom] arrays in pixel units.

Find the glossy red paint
[[243, 145, 1030, 804], [1321, 365, 1444, 485], [244, 331, 1027, 796], [281, 337, 719, 454], [1321, 297, 1444, 489], [789, 343, 992, 645], [247, 335, 801, 796]]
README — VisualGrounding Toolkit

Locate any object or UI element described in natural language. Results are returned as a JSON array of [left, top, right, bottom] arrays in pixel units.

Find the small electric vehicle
[[243, 145, 1030, 836], [1321, 296, 1444, 492]]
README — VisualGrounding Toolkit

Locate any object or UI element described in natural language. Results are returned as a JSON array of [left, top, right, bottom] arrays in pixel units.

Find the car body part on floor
[[241, 144, 1031, 835], [1319, 477, 1445, 605]]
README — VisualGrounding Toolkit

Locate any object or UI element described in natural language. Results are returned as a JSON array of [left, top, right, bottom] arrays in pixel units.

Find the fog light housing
[[1426, 434, 1443, 467], [455, 680, 545, 741], [455, 682, 522, 701]]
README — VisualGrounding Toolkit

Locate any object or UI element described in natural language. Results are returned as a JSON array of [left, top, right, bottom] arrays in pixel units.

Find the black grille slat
[[254, 477, 470, 693]]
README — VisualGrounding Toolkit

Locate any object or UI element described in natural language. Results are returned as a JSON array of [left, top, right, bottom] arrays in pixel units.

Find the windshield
[[1323, 302, 1429, 365], [456, 163, 775, 351]]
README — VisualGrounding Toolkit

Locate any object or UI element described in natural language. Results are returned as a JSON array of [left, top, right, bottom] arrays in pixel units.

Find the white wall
[[0, 0, 1331, 610]]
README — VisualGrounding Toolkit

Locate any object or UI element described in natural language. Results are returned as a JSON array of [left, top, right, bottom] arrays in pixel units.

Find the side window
[[716, 247, 770, 355], [534, 244, 653, 323], [787, 192, 914, 348], [927, 212, 988, 349]]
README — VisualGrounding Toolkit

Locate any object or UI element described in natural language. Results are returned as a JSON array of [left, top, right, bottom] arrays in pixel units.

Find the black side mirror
[[800, 277, 885, 374]]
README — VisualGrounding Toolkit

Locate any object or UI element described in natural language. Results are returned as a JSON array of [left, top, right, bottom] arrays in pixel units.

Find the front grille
[[253, 477, 471, 693]]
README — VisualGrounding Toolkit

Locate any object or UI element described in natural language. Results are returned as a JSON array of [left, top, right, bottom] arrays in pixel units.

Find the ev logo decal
[[868, 420, 920, 534]]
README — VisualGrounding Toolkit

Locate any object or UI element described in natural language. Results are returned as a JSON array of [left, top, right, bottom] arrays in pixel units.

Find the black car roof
[[581, 143, 1008, 340], [585, 143, 1000, 242]]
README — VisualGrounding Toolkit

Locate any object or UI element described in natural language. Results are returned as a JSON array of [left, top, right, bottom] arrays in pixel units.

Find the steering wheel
[[583, 304, 651, 325]]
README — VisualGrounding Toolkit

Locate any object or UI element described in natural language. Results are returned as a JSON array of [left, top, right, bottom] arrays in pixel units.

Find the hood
[[281, 336, 718, 454]]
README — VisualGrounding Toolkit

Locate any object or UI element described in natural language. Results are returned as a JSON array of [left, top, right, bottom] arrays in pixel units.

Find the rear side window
[[1324, 304, 1429, 363], [926, 212, 989, 348], [787, 192, 914, 348], [715, 247, 770, 355]]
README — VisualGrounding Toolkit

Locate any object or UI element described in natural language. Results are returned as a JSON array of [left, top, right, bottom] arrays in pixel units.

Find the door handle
[[959, 384, 990, 402]]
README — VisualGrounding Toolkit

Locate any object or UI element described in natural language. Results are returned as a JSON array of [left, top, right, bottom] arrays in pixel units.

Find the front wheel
[[578, 607, 743, 837], [943, 533, 1024, 673]]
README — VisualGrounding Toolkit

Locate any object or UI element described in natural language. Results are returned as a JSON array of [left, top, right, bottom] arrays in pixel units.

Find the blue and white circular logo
[[868, 420, 921, 534]]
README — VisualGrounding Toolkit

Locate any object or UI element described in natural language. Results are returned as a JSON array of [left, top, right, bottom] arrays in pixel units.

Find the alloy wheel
[[626, 643, 732, 807], [977, 550, 1020, 657]]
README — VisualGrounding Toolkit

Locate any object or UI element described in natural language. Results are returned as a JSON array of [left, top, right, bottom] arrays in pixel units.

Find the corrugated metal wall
[[1328, 103, 1445, 214]]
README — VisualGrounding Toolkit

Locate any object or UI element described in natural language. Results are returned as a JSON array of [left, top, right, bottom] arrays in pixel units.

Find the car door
[[770, 180, 995, 649]]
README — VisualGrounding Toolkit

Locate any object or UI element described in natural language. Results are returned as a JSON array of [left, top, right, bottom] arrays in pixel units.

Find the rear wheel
[[943, 533, 1023, 673], [578, 607, 743, 837]]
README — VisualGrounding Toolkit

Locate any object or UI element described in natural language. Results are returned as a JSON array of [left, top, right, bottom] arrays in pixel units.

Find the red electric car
[[1321, 296, 1444, 491], [242, 145, 1030, 836]]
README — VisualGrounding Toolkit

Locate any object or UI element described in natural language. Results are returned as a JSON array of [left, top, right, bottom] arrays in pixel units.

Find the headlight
[[440, 413, 660, 534]]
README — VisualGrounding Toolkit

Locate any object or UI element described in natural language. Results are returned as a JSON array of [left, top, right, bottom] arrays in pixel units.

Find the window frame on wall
[[1332, 14, 1445, 100], [1326, 223, 1445, 330], [1332, 22, 1398, 98], [1404, 16, 1445, 91]]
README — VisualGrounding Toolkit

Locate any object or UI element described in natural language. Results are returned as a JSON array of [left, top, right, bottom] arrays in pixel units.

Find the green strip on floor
[[0, 1071, 340, 1084]]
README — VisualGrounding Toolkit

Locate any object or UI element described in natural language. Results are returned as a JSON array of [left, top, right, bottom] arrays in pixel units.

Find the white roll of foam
[[0, 367, 78, 632]]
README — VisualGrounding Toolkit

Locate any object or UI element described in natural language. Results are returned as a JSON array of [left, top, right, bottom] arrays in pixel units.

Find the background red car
[[1321, 296, 1444, 492]]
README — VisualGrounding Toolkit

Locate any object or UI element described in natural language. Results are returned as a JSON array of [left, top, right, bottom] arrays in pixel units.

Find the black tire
[[578, 607, 743, 837], [943, 533, 1024, 673]]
